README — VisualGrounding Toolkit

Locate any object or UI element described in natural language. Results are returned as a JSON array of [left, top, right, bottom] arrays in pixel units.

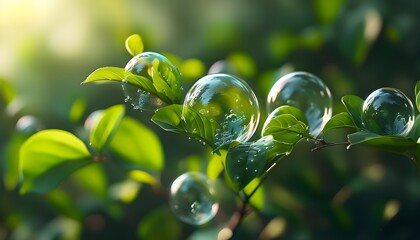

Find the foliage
[[2, 1, 420, 239]]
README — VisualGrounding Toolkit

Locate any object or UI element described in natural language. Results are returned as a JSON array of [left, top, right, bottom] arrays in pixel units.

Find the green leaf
[[207, 150, 227, 181], [70, 163, 107, 198], [82, 67, 158, 96], [3, 132, 27, 190], [129, 170, 158, 186], [110, 116, 164, 171], [137, 206, 181, 240], [341, 95, 364, 128], [323, 112, 359, 134], [243, 178, 265, 210], [415, 80, 420, 112], [408, 115, 420, 142], [90, 104, 125, 153], [20, 130, 92, 194], [152, 104, 218, 149], [266, 105, 308, 125], [125, 34, 144, 57], [0, 78, 16, 104], [151, 58, 182, 103], [225, 137, 273, 190], [348, 131, 417, 155], [263, 114, 309, 145], [313, 0, 344, 24]]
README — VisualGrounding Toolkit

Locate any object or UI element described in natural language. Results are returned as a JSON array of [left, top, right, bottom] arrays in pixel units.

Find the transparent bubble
[[123, 52, 181, 111], [84, 110, 103, 131], [207, 60, 238, 75], [16, 115, 43, 134], [169, 172, 219, 225], [183, 74, 260, 147], [267, 71, 332, 137], [361, 87, 415, 136]]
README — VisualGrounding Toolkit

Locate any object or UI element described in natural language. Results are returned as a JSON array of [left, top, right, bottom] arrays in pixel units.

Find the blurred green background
[[1, 0, 420, 239]]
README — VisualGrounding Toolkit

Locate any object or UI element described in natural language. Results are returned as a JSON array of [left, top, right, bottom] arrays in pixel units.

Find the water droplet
[[267, 72, 332, 137], [254, 169, 258, 173], [183, 74, 260, 147], [361, 87, 414, 136], [169, 172, 219, 225], [122, 52, 181, 111]]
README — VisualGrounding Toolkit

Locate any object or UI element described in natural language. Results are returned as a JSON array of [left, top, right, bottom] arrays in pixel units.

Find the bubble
[[84, 110, 103, 131], [123, 52, 181, 111], [183, 74, 260, 147], [169, 172, 219, 225], [16, 115, 43, 134], [361, 87, 414, 136], [267, 72, 332, 137], [207, 60, 238, 75]]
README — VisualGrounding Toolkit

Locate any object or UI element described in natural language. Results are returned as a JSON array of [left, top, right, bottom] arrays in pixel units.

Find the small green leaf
[[348, 131, 417, 155], [82, 67, 158, 96], [129, 170, 158, 186], [3, 132, 27, 190], [262, 114, 309, 145], [243, 178, 265, 210], [110, 116, 164, 171], [323, 112, 358, 134], [0, 78, 16, 104], [225, 137, 273, 190], [70, 163, 107, 198], [125, 34, 144, 57], [151, 58, 182, 103], [207, 150, 227, 181], [267, 105, 308, 125], [20, 130, 92, 194], [341, 95, 364, 128], [408, 115, 420, 141], [152, 104, 218, 149], [415, 80, 420, 112], [90, 104, 125, 153]]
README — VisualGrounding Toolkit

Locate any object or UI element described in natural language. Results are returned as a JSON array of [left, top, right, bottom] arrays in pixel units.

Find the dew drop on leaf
[[361, 87, 414, 136], [169, 172, 219, 225], [183, 74, 260, 147], [267, 71, 332, 137], [123, 52, 180, 111]]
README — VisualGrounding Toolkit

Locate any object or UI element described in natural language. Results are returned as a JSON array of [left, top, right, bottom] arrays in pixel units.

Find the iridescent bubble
[[123, 52, 181, 111], [267, 71, 332, 137], [361, 87, 415, 136], [169, 172, 219, 225], [183, 74, 260, 147]]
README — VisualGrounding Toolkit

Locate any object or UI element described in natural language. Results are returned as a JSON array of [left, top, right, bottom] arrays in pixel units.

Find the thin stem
[[311, 141, 350, 152], [223, 154, 286, 239]]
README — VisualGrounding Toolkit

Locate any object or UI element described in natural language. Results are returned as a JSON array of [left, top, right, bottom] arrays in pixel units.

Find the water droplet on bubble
[[183, 74, 260, 147], [122, 52, 181, 111], [267, 72, 332, 137], [361, 87, 414, 136], [169, 172, 218, 225]]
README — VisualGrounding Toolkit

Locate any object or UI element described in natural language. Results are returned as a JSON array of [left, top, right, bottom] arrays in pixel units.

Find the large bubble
[[183, 74, 260, 147], [169, 172, 219, 225], [123, 52, 181, 111], [361, 87, 415, 136], [267, 71, 332, 137]]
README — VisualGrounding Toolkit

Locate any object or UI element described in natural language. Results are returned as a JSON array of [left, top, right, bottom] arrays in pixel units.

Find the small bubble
[[267, 72, 332, 137], [169, 172, 218, 225]]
